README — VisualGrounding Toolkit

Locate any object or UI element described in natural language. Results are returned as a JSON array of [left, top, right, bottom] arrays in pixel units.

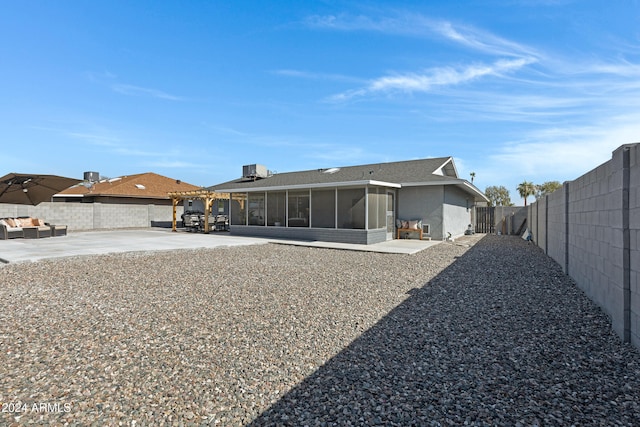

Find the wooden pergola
[[167, 189, 230, 233]]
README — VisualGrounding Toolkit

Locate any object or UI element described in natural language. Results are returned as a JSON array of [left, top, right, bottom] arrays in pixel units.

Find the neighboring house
[[55, 172, 200, 205], [48, 172, 202, 230], [211, 158, 488, 244]]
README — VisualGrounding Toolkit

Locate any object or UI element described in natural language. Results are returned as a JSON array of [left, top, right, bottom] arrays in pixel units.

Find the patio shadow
[[248, 234, 640, 425]]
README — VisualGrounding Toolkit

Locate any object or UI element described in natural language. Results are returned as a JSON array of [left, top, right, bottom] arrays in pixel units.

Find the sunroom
[[210, 158, 487, 244], [225, 182, 399, 245]]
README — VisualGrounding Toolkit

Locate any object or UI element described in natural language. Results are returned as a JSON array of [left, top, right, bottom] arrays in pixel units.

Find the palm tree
[[517, 181, 536, 206], [470, 172, 476, 183]]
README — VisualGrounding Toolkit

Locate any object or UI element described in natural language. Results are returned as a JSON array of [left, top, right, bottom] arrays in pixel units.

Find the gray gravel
[[1, 234, 639, 426]]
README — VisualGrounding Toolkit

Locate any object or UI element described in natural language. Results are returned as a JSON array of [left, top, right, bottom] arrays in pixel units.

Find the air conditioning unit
[[83, 171, 100, 183], [242, 164, 268, 179]]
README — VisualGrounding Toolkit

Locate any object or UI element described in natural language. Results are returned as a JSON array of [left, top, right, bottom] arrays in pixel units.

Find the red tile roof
[[58, 172, 201, 199]]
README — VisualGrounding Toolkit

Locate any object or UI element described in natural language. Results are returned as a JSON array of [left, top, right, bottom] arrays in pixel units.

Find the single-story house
[[51, 172, 202, 230], [210, 157, 488, 244], [55, 172, 201, 205]]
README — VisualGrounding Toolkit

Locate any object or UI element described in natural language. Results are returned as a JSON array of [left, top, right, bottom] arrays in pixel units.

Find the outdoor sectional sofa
[[0, 217, 67, 240]]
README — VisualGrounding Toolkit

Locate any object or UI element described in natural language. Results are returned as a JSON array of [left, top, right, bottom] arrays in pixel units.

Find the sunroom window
[[288, 191, 309, 227]]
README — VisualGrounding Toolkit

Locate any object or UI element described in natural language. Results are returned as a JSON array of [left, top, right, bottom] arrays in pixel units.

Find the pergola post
[[204, 197, 213, 234], [167, 190, 229, 234], [171, 197, 179, 232]]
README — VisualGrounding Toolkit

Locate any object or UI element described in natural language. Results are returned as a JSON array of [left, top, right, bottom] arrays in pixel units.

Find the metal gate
[[475, 206, 495, 233]]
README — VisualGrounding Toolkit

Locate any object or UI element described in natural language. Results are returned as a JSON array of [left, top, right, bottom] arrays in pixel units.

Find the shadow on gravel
[[249, 235, 640, 426]]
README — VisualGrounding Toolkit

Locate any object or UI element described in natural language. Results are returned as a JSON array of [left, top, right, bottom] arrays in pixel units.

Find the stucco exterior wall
[[396, 185, 474, 240], [443, 186, 473, 238], [397, 186, 443, 239]]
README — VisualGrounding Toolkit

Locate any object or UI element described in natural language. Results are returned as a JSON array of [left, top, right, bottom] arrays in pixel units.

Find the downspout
[[442, 186, 446, 240]]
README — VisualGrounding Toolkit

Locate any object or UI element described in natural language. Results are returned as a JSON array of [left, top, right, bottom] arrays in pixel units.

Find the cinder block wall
[[494, 206, 526, 235], [536, 197, 547, 252], [569, 151, 626, 338], [546, 186, 567, 270], [0, 202, 184, 231], [529, 143, 639, 347], [629, 146, 640, 348], [529, 202, 538, 242]]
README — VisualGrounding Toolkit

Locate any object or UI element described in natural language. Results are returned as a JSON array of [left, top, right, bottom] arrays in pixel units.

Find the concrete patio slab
[[0, 228, 441, 264]]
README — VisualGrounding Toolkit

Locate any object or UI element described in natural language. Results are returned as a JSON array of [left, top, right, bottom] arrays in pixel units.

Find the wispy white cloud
[[86, 70, 185, 101], [111, 84, 185, 101], [305, 13, 396, 33], [305, 12, 539, 58], [305, 11, 541, 102], [429, 20, 540, 58], [487, 113, 640, 187], [328, 57, 537, 101], [578, 60, 640, 78]]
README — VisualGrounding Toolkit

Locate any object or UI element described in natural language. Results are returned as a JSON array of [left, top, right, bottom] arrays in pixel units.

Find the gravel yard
[[1, 234, 639, 426]]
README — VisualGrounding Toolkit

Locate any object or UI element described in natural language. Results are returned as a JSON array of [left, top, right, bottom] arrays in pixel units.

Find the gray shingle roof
[[210, 157, 488, 202], [211, 157, 459, 190]]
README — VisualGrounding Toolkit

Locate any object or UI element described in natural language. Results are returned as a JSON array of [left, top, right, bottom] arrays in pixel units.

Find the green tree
[[470, 172, 476, 183], [484, 185, 514, 207], [535, 181, 562, 199], [517, 181, 536, 206]]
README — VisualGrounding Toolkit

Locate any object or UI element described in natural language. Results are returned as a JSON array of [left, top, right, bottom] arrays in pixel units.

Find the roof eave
[[56, 193, 171, 199], [53, 193, 84, 198], [215, 179, 402, 193], [402, 180, 489, 202]]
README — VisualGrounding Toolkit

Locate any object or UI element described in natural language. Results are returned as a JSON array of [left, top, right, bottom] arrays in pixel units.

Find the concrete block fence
[[527, 143, 639, 348], [494, 206, 528, 235], [0, 202, 184, 231]]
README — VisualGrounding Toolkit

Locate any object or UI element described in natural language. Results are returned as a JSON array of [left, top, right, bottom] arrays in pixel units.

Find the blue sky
[[2, 1, 639, 204]]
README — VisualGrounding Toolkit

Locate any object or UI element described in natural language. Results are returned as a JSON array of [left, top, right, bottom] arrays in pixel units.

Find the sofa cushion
[[15, 218, 34, 227], [1, 218, 22, 231]]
